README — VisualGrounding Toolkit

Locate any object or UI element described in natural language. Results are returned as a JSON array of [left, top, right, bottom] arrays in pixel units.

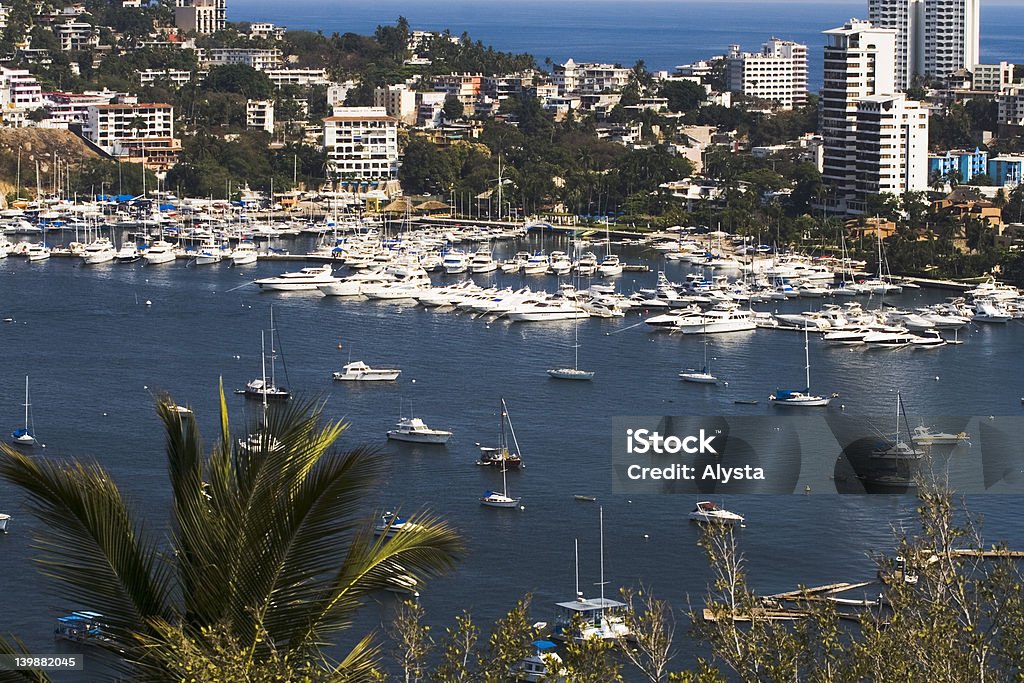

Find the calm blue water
[[232, 0, 1023, 91], [2, 238, 1024, 678]]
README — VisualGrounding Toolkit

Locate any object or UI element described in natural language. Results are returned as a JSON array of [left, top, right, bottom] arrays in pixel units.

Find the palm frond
[[0, 634, 52, 683], [0, 446, 173, 645]]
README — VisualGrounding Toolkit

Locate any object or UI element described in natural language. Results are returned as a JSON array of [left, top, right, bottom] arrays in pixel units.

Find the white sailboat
[[480, 454, 521, 508], [769, 324, 831, 407], [243, 309, 290, 401], [547, 314, 594, 380], [11, 376, 36, 445], [679, 321, 718, 383], [871, 391, 926, 460]]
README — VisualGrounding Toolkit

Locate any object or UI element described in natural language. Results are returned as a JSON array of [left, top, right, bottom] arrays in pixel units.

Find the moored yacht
[[81, 237, 116, 264], [469, 248, 498, 274], [113, 243, 140, 263], [387, 417, 452, 444], [688, 501, 744, 524], [143, 239, 177, 264], [26, 243, 51, 261], [442, 250, 469, 274], [255, 263, 335, 291], [597, 253, 623, 277], [332, 360, 401, 381], [230, 241, 259, 265], [674, 306, 756, 334]]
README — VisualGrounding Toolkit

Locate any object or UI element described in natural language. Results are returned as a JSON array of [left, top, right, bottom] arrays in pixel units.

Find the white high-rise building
[[868, 0, 980, 89], [725, 38, 808, 109], [854, 94, 930, 202], [820, 20, 897, 212], [323, 107, 399, 180]]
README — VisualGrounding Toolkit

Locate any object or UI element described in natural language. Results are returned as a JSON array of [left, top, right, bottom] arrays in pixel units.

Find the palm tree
[[0, 385, 462, 681]]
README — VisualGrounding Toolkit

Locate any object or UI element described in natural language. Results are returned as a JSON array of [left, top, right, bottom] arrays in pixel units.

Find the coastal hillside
[[0, 128, 103, 198]]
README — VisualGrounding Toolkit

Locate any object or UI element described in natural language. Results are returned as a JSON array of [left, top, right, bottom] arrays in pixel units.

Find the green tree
[[443, 93, 464, 122], [660, 81, 706, 113], [0, 388, 462, 680], [203, 64, 274, 100]]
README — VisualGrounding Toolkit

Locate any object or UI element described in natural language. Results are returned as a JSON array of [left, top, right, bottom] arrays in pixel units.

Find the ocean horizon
[[230, 0, 1022, 92]]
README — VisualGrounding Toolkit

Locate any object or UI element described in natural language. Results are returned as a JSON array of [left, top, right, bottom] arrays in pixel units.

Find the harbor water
[[2, 238, 1024, 678]]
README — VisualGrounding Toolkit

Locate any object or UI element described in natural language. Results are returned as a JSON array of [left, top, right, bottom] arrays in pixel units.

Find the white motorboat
[[972, 299, 1012, 323], [469, 248, 498, 274], [909, 329, 946, 349], [911, 425, 969, 445], [688, 501, 745, 524], [863, 330, 917, 348], [516, 640, 563, 682], [500, 251, 530, 273], [373, 511, 421, 537], [0, 513, 9, 533], [255, 264, 335, 291], [230, 241, 259, 265], [574, 251, 599, 276], [674, 307, 756, 334], [506, 299, 590, 322], [597, 253, 623, 277], [547, 251, 572, 276], [26, 243, 51, 261], [522, 252, 549, 275], [142, 239, 177, 264], [442, 250, 469, 274], [81, 237, 116, 264], [387, 416, 452, 444], [113, 243, 140, 263], [332, 360, 401, 381], [194, 246, 226, 265]]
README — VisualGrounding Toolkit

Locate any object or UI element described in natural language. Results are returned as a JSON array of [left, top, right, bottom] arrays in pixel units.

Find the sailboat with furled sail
[[11, 376, 36, 445], [547, 314, 594, 380], [769, 323, 831, 407], [243, 308, 290, 401]]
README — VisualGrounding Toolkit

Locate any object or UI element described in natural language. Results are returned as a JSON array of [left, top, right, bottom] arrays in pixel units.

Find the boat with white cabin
[[688, 501, 745, 524], [332, 360, 401, 381], [255, 264, 335, 291], [387, 416, 452, 444]]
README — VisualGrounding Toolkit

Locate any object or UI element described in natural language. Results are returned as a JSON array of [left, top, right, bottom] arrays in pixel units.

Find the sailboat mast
[[804, 324, 811, 391], [24, 376, 29, 431], [599, 506, 605, 606], [269, 307, 277, 390], [574, 537, 580, 598]]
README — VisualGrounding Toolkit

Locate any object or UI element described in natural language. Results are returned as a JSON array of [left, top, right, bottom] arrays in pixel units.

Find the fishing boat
[[769, 325, 831, 407], [387, 416, 452, 444], [476, 398, 523, 469], [552, 511, 630, 642], [688, 501, 745, 524], [11, 376, 35, 445]]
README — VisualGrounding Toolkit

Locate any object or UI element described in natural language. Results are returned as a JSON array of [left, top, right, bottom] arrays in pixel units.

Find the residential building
[[55, 20, 98, 51], [989, 156, 1024, 186], [725, 38, 808, 109], [327, 81, 358, 109], [139, 69, 194, 88], [416, 92, 447, 128], [432, 74, 482, 113], [997, 88, 1024, 129], [928, 148, 988, 184], [973, 62, 1016, 92], [264, 68, 329, 88], [83, 102, 180, 171], [203, 48, 282, 71], [853, 94, 929, 202], [0, 67, 43, 118], [820, 20, 898, 213], [174, 0, 225, 35], [0, 4, 10, 29], [868, 0, 980, 89], [323, 107, 399, 180], [553, 60, 631, 96], [41, 90, 120, 125], [249, 22, 285, 40], [247, 99, 274, 134], [373, 84, 418, 125]]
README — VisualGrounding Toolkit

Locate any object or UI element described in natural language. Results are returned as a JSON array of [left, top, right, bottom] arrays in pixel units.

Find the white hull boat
[[255, 264, 335, 291], [81, 238, 116, 264], [333, 360, 401, 381], [689, 501, 744, 524], [387, 417, 452, 443], [143, 240, 177, 264]]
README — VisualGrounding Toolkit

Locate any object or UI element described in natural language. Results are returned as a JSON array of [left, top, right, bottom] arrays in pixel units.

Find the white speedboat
[[373, 511, 421, 537], [332, 360, 401, 381], [522, 252, 549, 275], [0, 513, 9, 533], [506, 300, 590, 322], [547, 251, 572, 276], [143, 239, 177, 264], [909, 329, 946, 349], [597, 253, 623, 277], [674, 307, 756, 334], [255, 264, 335, 291], [194, 247, 226, 265], [688, 501, 744, 524], [469, 248, 498, 274], [387, 417, 452, 444], [113, 243, 140, 263], [442, 250, 469, 274], [81, 237, 116, 264], [911, 425, 969, 445]]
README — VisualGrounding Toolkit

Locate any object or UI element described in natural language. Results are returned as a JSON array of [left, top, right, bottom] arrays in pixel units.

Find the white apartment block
[[821, 20, 901, 213], [41, 90, 118, 125], [725, 38, 808, 109], [868, 0, 979, 89], [0, 4, 10, 29], [973, 62, 1016, 92], [553, 60, 631, 96], [998, 89, 1024, 128], [174, 0, 225, 35], [323, 107, 399, 180], [416, 92, 446, 128], [432, 74, 481, 112], [204, 48, 282, 71], [139, 69, 194, 88], [249, 22, 285, 40], [0, 67, 42, 113], [854, 94, 929, 201], [246, 99, 274, 134], [264, 68, 329, 88], [55, 20, 99, 51], [373, 84, 418, 125], [83, 102, 180, 170]]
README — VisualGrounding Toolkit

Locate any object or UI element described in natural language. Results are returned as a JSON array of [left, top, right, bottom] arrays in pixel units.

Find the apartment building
[[264, 68, 329, 88], [928, 148, 988, 183], [249, 22, 285, 40], [973, 62, 1016, 92], [247, 99, 274, 134], [0, 67, 43, 125], [83, 102, 180, 171], [373, 83, 418, 125], [139, 69, 194, 88], [55, 20, 99, 51], [174, 0, 225, 35], [854, 95, 929, 201], [725, 38, 808, 109], [989, 156, 1024, 186], [868, 0, 980, 88], [323, 107, 399, 180], [431, 74, 481, 114], [552, 60, 631, 96]]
